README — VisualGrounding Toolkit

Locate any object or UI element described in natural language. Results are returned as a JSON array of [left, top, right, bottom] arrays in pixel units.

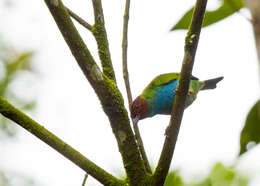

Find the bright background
[[1, 0, 260, 185]]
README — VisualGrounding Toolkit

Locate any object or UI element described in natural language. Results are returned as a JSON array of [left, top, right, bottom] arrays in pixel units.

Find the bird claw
[[188, 89, 195, 95]]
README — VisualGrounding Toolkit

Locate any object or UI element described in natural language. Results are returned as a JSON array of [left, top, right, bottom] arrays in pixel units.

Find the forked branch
[[44, 0, 147, 185]]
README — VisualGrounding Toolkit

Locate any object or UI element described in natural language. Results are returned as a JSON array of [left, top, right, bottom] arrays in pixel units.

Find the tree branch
[[44, 0, 147, 185], [122, 0, 132, 108], [245, 0, 260, 70], [91, 0, 116, 82], [82, 173, 89, 186], [153, 0, 208, 185], [0, 97, 124, 186], [44, 0, 102, 87], [122, 0, 152, 174], [66, 7, 93, 31]]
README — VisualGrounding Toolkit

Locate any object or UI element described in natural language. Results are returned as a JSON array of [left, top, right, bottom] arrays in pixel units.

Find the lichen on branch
[[91, 0, 116, 82], [43, 0, 148, 185]]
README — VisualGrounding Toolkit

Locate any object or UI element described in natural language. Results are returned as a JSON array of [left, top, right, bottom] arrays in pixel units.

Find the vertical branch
[[91, 0, 116, 82], [122, 0, 152, 174], [153, 0, 208, 185], [245, 0, 260, 73], [122, 0, 133, 107]]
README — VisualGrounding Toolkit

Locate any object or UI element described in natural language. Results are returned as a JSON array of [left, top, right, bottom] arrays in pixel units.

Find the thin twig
[[122, 0, 152, 174], [66, 7, 92, 31], [153, 0, 208, 185], [133, 125, 152, 174], [0, 97, 123, 186], [82, 173, 89, 186], [122, 0, 132, 107]]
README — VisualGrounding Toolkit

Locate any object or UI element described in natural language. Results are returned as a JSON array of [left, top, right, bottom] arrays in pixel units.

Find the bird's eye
[[135, 104, 140, 109]]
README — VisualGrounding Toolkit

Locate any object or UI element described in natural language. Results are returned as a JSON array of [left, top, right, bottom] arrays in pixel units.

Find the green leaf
[[164, 170, 184, 186], [0, 39, 36, 138], [239, 100, 260, 155], [21, 101, 36, 111], [165, 163, 248, 186], [207, 163, 248, 186], [7, 51, 34, 74], [171, 0, 244, 31], [186, 163, 248, 186]]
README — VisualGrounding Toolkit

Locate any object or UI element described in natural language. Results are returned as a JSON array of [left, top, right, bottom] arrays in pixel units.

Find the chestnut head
[[130, 96, 148, 124]]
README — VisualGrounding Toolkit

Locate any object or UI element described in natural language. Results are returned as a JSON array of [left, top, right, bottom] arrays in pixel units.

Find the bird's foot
[[188, 89, 195, 95]]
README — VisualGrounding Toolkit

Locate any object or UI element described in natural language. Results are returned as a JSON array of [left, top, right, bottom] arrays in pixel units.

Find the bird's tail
[[201, 76, 224, 90]]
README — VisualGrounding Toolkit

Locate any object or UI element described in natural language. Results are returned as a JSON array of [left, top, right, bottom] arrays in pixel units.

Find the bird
[[130, 73, 223, 124]]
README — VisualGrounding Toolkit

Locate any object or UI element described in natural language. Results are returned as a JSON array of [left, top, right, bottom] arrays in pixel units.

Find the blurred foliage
[[0, 172, 8, 186], [239, 100, 260, 155], [1, 0, 14, 8], [171, 0, 244, 31], [0, 39, 36, 138], [164, 163, 248, 186], [164, 170, 184, 186], [0, 171, 37, 186], [0, 38, 39, 185]]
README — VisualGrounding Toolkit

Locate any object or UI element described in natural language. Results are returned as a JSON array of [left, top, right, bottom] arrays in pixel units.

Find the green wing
[[141, 73, 200, 99], [145, 73, 199, 89], [140, 73, 178, 99], [146, 73, 179, 88]]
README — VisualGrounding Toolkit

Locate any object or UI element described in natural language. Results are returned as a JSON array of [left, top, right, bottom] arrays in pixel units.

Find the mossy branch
[[0, 97, 123, 186], [122, 0, 152, 174], [153, 0, 208, 185], [91, 0, 116, 82], [44, 0, 101, 87], [44, 0, 148, 185]]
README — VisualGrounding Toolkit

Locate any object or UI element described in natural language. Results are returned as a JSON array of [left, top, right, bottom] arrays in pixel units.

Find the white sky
[[1, 0, 260, 186]]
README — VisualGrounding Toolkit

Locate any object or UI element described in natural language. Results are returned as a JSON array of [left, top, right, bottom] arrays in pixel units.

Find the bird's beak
[[132, 115, 140, 125]]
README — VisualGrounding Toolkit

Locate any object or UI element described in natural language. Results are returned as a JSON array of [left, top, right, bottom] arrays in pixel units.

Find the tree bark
[[153, 0, 208, 185]]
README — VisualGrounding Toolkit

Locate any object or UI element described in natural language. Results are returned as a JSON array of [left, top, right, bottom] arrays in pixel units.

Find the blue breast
[[151, 80, 179, 116]]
